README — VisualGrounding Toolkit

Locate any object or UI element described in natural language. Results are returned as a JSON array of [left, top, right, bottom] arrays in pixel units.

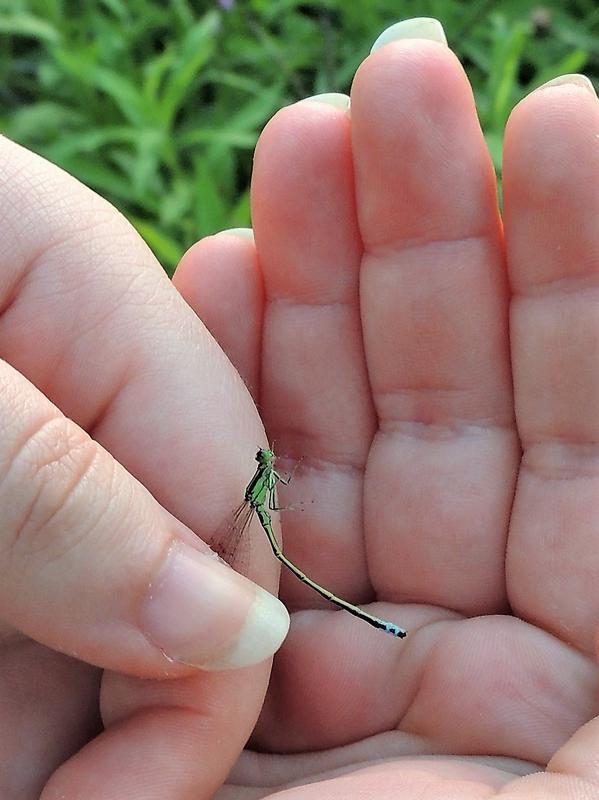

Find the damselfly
[[217, 448, 407, 638]]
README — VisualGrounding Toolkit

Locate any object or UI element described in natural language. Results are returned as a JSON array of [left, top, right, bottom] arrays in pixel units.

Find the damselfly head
[[255, 447, 275, 464]]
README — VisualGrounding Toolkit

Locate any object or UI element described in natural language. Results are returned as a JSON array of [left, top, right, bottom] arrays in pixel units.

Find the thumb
[[0, 360, 289, 675]]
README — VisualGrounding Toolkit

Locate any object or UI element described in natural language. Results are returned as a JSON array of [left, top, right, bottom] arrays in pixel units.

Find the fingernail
[[140, 541, 289, 670], [302, 92, 350, 111], [371, 17, 447, 54], [537, 74, 597, 97], [215, 227, 254, 240]]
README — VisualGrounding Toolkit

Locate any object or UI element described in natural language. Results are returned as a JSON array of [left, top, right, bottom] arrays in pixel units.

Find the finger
[[250, 94, 380, 607], [351, 33, 517, 612], [42, 665, 264, 800], [251, 93, 373, 462], [256, 610, 596, 761], [0, 359, 289, 676], [173, 230, 263, 398], [518, 717, 599, 798], [0, 638, 101, 800], [0, 135, 259, 564], [503, 77, 599, 652]]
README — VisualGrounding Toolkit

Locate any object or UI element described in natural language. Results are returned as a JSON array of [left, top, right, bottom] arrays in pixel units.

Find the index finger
[[0, 136, 260, 543]]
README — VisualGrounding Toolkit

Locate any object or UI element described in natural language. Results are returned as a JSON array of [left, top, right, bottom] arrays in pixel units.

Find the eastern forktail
[[218, 448, 407, 638]]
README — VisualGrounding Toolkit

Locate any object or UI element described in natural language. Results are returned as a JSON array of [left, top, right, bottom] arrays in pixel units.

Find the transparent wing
[[209, 500, 254, 576]]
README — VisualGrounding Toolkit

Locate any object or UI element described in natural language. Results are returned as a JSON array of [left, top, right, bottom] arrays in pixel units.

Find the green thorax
[[245, 464, 271, 507]]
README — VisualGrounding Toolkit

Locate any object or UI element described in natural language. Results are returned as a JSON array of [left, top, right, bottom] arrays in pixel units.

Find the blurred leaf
[[178, 128, 257, 148], [487, 16, 529, 129], [4, 101, 82, 141], [224, 82, 283, 131], [132, 128, 165, 195], [45, 125, 140, 160], [484, 130, 503, 175], [143, 48, 176, 105], [551, 10, 599, 54], [228, 187, 251, 228], [99, 0, 128, 20], [203, 69, 265, 94], [52, 48, 151, 127], [159, 177, 193, 228], [193, 155, 228, 237], [159, 12, 220, 129], [532, 48, 589, 89], [0, 12, 59, 42]]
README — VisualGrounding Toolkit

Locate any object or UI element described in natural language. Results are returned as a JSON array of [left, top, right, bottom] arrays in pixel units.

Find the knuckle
[[0, 415, 103, 568]]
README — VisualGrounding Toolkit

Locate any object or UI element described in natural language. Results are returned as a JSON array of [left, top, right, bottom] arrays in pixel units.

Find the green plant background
[[1, 0, 597, 274]]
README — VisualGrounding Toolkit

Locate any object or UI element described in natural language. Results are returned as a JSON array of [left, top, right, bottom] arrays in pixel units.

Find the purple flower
[[218, 0, 235, 9]]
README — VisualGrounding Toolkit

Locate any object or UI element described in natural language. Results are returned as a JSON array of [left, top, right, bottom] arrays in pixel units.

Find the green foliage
[[0, 0, 597, 273]]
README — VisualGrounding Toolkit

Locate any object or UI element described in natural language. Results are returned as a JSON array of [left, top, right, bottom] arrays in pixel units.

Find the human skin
[[1, 21, 599, 800]]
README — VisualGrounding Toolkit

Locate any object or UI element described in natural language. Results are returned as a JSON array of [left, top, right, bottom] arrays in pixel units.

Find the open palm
[[174, 38, 599, 798]]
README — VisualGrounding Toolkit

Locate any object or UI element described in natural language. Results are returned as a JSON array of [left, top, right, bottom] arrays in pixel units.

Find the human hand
[[174, 18, 599, 799], [0, 137, 291, 797]]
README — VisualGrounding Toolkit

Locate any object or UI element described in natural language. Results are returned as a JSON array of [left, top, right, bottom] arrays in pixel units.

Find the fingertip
[[214, 227, 255, 240], [172, 233, 262, 390], [370, 17, 447, 54], [139, 541, 289, 672], [198, 585, 290, 671]]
